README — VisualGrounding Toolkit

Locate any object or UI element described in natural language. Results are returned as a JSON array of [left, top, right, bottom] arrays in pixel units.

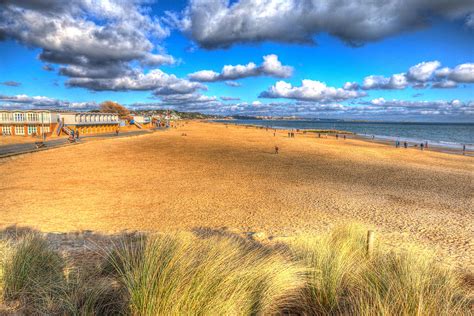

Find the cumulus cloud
[[1, 81, 21, 87], [0, 0, 176, 90], [362, 61, 473, 90], [189, 54, 292, 82], [175, 0, 474, 49], [66, 69, 206, 96], [407, 61, 441, 82], [260, 80, 366, 102], [435, 63, 474, 83], [362, 73, 409, 90], [0, 94, 97, 110]]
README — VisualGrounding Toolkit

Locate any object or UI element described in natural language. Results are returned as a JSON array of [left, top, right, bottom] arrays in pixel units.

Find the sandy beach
[[0, 121, 472, 269]]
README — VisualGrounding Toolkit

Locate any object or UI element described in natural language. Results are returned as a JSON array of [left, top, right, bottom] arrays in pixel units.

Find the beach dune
[[0, 121, 472, 268]]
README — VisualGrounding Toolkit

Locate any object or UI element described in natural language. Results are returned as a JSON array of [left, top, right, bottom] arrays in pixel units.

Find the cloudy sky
[[0, 0, 473, 121]]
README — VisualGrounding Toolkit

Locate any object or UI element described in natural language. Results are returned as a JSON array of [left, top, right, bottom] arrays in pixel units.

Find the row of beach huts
[[0, 110, 175, 137]]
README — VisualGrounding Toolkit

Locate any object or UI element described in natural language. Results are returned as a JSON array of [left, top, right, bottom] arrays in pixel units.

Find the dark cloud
[[188, 54, 293, 82], [175, 0, 474, 49], [65, 69, 206, 96], [1, 81, 21, 87], [0, 0, 176, 91]]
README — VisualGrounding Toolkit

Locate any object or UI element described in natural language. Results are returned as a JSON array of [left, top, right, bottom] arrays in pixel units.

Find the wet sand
[[0, 121, 472, 269]]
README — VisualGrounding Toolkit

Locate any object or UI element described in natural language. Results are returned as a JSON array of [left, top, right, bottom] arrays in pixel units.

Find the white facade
[[59, 112, 120, 125], [0, 110, 57, 124]]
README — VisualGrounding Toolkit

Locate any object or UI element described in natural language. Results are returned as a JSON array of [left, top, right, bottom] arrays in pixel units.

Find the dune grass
[[105, 233, 304, 315], [0, 226, 471, 315], [287, 224, 471, 315], [0, 234, 66, 314]]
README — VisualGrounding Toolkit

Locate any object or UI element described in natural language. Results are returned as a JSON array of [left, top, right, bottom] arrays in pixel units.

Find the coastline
[[212, 120, 473, 156]]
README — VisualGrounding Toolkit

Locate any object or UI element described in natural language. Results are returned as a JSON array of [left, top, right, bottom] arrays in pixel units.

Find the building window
[[2, 126, 12, 135], [14, 113, 25, 122], [40, 126, 50, 133], [27, 125, 37, 135], [15, 126, 25, 135]]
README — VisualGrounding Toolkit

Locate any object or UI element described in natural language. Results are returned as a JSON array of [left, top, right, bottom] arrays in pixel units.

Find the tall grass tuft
[[106, 232, 305, 315], [288, 224, 471, 315], [354, 246, 471, 315], [1, 234, 66, 313], [288, 223, 369, 314]]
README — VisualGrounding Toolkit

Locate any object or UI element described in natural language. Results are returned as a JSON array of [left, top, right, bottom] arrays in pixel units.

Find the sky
[[0, 0, 473, 121]]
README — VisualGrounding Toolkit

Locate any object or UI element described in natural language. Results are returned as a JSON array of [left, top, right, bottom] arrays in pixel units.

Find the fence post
[[366, 230, 375, 257]]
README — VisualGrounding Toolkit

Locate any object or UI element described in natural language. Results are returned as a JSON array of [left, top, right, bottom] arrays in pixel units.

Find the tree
[[99, 101, 130, 118]]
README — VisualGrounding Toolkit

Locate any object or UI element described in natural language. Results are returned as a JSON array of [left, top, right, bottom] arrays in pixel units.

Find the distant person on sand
[[343, 135, 346, 140], [115, 128, 119, 136], [318, 133, 321, 138], [336, 134, 339, 140], [274, 145, 279, 154], [420, 143, 424, 150], [75, 130, 80, 140], [404, 141, 408, 148], [463, 144, 466, 155]]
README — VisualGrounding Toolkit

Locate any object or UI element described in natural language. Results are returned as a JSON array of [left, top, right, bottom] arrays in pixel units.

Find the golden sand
[[0, 121, 473, 267]]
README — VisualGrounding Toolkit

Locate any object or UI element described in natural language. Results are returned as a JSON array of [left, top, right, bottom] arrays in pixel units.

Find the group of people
[[395, 140, 429, 150], [287, 131, 296, 138]]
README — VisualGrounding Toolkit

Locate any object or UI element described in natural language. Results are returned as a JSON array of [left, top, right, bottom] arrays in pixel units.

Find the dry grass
[[0, 226, 471, 315], [287, 224, 471, 315], [106, 232, 304, 315]]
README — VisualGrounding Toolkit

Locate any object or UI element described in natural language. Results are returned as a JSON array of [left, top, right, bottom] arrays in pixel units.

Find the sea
[[215, 119, 474, 150]]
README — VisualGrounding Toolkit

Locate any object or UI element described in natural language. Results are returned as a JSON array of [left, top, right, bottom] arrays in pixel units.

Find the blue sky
[[0, 0, 473, 121]]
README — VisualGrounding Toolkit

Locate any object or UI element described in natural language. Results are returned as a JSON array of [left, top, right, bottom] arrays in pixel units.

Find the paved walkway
[[0, 129, 157, 157]]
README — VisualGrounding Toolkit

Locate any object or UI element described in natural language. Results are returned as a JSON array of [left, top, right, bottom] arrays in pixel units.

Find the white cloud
[[363, 61, 473, 90], [188, 54, 293, 82], [259, 79, 366, 102], [407, 61, 441, 82]]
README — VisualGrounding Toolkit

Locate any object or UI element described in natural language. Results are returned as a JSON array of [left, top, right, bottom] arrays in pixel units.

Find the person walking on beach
[[463, 144, 466, 155], [274, 145, 279, 154], [336, 134, 339, 140], [420, 142, 424, 150], [343, 134, 346, 140], [404, 141, 408, 148], [318, 133, 321, 138], [115, 128, 119, 136], [75, 129, 80, 140]]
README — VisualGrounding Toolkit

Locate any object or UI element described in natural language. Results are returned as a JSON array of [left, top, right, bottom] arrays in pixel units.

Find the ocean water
[[216, 119, 474, 150]]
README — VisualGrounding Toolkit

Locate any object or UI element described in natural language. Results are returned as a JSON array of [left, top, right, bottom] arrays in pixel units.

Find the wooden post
[[366, 230, 375, 257]]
